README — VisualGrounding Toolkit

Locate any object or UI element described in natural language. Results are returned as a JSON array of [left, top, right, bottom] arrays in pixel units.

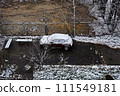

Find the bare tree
[[29, 0, 34, 3], [23, 43, 50, 70], [6, 0, 13, 5], [100, 0, 120, 34], [90, 0, 120, 36], [73, 0, 76, 36]]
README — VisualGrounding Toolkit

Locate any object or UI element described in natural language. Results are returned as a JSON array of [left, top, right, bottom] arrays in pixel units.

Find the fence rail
[[1, 21, 92, 25]]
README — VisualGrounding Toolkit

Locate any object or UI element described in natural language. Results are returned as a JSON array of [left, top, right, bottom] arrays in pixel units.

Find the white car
[[40, 33, 73, 50]]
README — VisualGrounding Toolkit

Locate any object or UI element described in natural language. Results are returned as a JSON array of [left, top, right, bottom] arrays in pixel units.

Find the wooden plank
[[5, 38, 12, 49], [15, 39, 32, 42]]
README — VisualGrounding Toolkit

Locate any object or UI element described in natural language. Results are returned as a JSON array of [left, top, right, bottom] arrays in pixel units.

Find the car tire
[[64, 46, 69, 50]]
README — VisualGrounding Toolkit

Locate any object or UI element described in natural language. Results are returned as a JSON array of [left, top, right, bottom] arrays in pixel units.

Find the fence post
[[45, 24, 48, 35], [22, 22, 26, 35]]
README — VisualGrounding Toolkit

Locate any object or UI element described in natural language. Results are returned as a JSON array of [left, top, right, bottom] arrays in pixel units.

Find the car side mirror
[[50, 41, 53, 44]]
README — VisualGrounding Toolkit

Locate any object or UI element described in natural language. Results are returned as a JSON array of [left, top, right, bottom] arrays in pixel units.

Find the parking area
[[1, 40, 102, 64], [1, 39, 120, 65], [0, 39, 120, 79]]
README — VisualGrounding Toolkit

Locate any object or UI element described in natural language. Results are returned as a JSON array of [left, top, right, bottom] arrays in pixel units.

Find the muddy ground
[[0, 40, 120, 79]]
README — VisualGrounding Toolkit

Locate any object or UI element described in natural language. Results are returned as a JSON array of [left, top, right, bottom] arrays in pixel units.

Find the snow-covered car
[[40, 33, 73, 50]]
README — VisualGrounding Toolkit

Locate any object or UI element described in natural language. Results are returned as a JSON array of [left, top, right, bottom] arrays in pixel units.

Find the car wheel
[[64, 46, 69, 50]]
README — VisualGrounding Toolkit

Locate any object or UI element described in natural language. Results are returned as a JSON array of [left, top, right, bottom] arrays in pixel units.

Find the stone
[[105, 75, 114, 80], [14, 6, 19, 9]]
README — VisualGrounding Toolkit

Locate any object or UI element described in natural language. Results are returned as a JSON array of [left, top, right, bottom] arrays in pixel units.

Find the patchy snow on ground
[[0, 64, 22, 80], [0, 37, 6, 51], [0, 36, 42, 51], [74, 35, 120, 49], [33, 65, 120, 80], [7, 36, 42, 39], [80, 4, 120, 49], [89, 3, 120, 36]]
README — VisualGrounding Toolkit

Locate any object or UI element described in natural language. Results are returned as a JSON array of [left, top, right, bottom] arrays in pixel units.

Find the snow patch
[[74, 35, 120, 49], [0, 37, 6, 51], [0, 64, 22, 79], [33, 65, 120, 80]]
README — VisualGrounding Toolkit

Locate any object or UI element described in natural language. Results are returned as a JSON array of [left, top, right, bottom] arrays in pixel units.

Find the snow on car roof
[[48, 33, 70, 40]]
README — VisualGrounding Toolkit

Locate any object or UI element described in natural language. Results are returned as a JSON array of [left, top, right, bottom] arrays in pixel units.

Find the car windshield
[[52, 39, 65, 43]]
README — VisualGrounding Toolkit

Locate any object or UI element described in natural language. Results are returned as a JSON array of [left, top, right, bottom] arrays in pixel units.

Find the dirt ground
[[0, 40, 120, 79], [1, 1, 95, 35]]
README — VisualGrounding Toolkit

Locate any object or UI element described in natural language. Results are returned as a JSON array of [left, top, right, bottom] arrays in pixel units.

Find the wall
[[1, 22, 90, 36]]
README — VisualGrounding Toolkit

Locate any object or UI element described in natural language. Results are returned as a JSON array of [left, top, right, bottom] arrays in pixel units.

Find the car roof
[[48, 33, 70, 40]]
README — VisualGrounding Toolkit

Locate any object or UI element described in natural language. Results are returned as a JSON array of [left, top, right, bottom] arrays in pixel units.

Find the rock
[[5, 59, 8, 62], [40, 19, 44, 22], [14, 6, 19, 9], [105, 75, 114, 80], [25, 64, 31, 71]]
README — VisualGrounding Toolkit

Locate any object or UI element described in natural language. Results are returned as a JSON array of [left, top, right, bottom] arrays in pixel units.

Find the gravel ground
[[33, 65, 120, 80]]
